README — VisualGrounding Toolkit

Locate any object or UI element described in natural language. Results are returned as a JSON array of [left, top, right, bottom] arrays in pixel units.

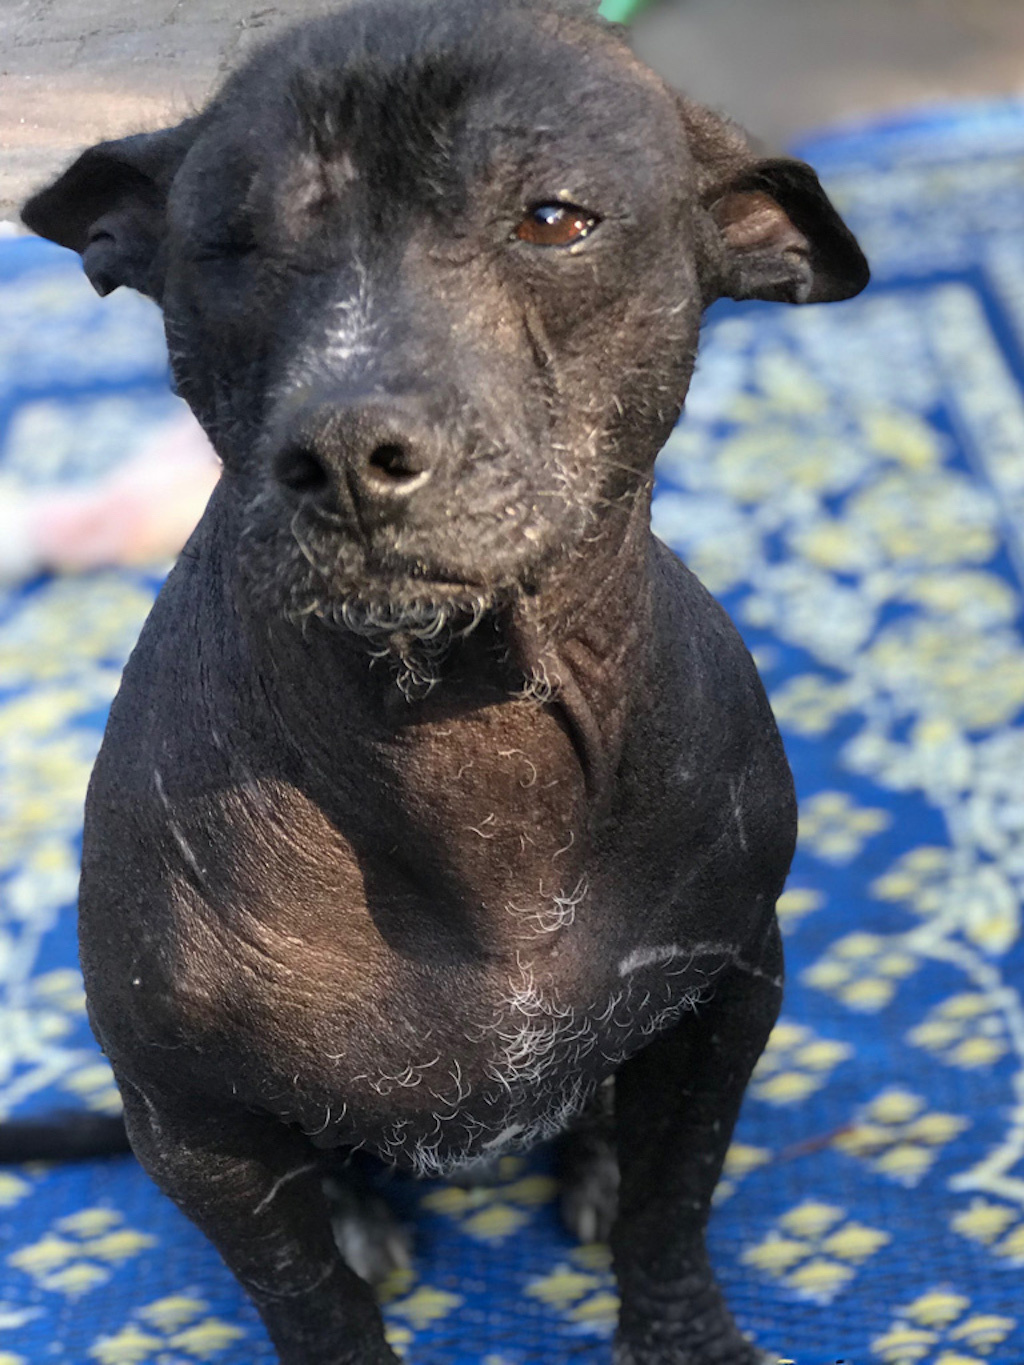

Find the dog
[[21, 0, 868, 1359]]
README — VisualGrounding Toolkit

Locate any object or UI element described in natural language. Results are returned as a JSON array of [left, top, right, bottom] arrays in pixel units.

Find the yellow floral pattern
[[833, 1089, 969, 1185], [526, 1243, 618, 1336], [89, 1296, 246, 1363], [740, 1201, 891, 1303], [803, 932, 921, 1012], [8, 1207, 156, 1298], [419, 1156, 558, 1243], [749, 1020, 853, 1105], [872, 1289, 1017, 1363]]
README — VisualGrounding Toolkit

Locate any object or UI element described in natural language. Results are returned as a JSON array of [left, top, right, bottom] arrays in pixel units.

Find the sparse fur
[[20, 1, 866, 1360]]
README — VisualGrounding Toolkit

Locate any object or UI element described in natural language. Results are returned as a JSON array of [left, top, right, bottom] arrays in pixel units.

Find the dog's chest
[[243, 926, 721, 1177], [152, 732, 750, 1173], [127, 667, 748, 1173]]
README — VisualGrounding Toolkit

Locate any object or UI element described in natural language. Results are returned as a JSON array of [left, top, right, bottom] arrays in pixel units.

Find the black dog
[[22, 0, 867, 1359]]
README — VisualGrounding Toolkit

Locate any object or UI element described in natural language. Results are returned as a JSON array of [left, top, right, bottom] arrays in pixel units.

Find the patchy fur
[[21, 0, 866, 1361]]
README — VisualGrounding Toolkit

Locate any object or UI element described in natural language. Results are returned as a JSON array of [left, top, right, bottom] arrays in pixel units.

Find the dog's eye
[[193, 241, 257, 262], [515, 203, 599, 247], [190, 228, 258, 263]]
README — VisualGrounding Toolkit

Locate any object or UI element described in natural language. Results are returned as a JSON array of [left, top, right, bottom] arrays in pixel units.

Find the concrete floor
[[637, 0, 1024, 141], [3, 0, 1024, 220]]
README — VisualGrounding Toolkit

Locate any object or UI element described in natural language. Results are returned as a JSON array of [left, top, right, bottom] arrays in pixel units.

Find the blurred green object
[[598, 0, 654, 23]]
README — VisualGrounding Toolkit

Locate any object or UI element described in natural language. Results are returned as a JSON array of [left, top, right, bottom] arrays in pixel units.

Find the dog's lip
[[285, 499, 473, 581], [357, 538, 513, 592], [282, 489, 554, 603]]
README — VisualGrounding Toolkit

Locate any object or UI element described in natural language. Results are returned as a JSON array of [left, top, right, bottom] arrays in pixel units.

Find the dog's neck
[[218, 483, 656, 811], [495, 490, 656, 797]]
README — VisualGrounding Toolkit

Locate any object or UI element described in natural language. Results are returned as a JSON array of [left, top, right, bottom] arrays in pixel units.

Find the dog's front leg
[[117, 1077, 399, 1365], [611, 922, 783, 1365]]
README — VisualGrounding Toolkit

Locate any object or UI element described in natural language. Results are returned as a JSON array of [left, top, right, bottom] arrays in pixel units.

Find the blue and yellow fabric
[[3, 102, 1024, 1363]]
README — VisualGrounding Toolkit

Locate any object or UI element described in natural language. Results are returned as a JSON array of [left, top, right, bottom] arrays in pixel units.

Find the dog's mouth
[[234, 420, 593, 699], [288, 510, 504, 616], [234, 377, 599, 660], [232, 495, 504, 693], [321, 585, 504, 699], [274, 479, 558, 606]]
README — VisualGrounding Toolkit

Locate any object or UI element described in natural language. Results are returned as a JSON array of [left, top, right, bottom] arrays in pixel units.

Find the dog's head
[[23, 0, 867, 630]]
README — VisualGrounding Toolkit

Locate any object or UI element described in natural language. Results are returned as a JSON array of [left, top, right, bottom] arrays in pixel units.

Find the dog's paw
[[323, 1176, 412, 1287], [558, 1126, 619, 1244]]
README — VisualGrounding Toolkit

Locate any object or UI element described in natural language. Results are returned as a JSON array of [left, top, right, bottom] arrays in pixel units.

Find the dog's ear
[[707, 157, 870, 304], [680, 98, 869, 305], [21, 120, 198, 300]]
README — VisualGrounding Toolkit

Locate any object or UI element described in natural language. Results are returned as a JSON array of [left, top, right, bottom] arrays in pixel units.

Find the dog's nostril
[[367, 442, 426, 483], [275, 444, 331, 496]]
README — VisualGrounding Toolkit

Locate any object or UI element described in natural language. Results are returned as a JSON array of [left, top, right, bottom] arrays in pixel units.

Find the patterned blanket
[[2, 101, 1024, 1364]]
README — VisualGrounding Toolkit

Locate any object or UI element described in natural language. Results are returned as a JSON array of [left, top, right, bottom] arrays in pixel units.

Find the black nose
[[273, 401, 435, 523]]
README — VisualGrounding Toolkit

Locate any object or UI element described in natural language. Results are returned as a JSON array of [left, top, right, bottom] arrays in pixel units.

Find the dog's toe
[[323, 1176, 412, 1286], [558, 1126, 620, 1245]]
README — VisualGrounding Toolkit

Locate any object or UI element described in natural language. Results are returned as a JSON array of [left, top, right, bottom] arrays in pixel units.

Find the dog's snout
[[273, 403, 435, 522]]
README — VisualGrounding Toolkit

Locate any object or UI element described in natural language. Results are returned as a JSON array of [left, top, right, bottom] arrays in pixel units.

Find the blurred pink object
[[0, 410, 220, 581]]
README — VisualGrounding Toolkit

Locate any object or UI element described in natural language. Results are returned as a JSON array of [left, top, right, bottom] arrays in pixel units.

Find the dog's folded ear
[[707, 157, 870, 304], [21, 120, 198, 301], [681, 99, 870, 306]]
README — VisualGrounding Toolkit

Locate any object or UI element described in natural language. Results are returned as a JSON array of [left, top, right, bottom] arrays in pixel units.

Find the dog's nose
[[273, 403, 435, 522]]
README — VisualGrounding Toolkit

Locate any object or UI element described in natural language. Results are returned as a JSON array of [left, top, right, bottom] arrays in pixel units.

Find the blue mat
[[3, 101, 1024, 1364]]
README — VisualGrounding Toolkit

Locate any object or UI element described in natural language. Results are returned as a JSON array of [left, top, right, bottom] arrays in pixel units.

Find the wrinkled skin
[[22, 1, 867, 1360]]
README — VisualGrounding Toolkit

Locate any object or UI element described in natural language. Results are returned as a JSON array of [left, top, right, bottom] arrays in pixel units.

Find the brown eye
[[515, 203, 599, 247]]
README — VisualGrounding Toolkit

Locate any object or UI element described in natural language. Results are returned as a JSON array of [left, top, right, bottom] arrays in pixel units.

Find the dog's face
[[24, 0, 867, 627]]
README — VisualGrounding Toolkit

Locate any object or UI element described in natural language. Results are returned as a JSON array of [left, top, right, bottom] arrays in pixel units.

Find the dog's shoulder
[[637, 533, 797, 892], [649, 532, 779, 736]]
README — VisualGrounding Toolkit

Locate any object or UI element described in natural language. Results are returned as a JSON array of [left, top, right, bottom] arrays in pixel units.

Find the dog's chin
[[237, 518, 511, 694], [320, 581, 502, 699], [238, 499, 564, 636], [272, 563, 500, 637]]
